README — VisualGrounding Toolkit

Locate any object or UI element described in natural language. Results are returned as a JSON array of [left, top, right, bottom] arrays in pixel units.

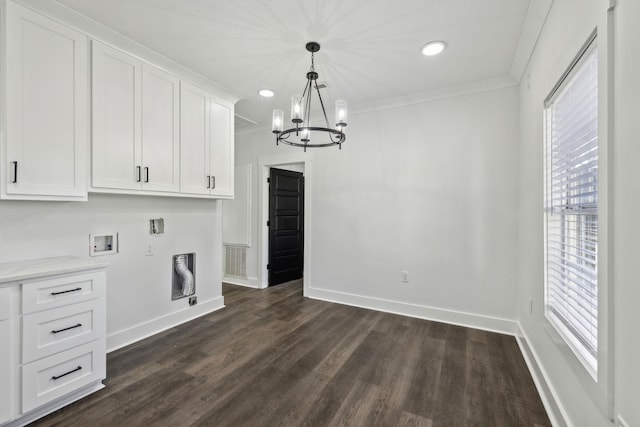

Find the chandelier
[[271, 42, 347, 151]]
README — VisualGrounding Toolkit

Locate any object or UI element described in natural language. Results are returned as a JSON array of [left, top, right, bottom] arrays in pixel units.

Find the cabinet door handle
[[136, 166, 141, 182], [206, 176, 211, 189], [51, 287, 82, 296], [51, 323, 82, 334], [52, 366, 82, 380], [211, 176, 216, 189], [144, 167, 149, 183], [11, 161, 17, 183]]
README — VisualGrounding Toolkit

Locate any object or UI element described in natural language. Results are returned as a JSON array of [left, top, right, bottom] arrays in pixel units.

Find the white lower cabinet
[[0, 257, 107, 426], [22, 340, 106, 413], [0, 288, 13, 425]]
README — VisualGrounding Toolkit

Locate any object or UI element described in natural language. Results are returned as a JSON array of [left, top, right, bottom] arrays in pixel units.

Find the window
[[544, 35, 598, 375]]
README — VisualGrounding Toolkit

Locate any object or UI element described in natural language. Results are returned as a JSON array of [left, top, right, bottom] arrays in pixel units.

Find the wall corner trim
[[106, 296, 225, 352], [515, 323, 570, 427]]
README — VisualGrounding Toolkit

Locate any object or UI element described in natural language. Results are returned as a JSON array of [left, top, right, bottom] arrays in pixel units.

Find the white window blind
[[544, 37, 598, 374]]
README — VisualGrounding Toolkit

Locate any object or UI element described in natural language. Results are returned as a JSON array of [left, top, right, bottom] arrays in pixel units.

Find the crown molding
[[236, 74, 518, 136]]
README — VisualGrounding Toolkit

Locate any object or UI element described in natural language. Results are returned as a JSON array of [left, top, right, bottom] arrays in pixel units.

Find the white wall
[[231, 86, 520, 331], [516, 0, 621, 425], [222, 164, 251, 246], [0, 194, 224, 351], [613, 0, 640, 426]]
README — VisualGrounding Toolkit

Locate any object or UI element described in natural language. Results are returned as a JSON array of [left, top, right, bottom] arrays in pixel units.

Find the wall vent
[[224, 245, 247, 278]]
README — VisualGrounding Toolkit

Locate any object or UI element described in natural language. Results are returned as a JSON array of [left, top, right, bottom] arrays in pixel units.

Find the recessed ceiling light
[[421, 41, 446, 56], [258, 88, 275, 98]]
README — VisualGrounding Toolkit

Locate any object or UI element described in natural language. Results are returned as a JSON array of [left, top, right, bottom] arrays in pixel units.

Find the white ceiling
[[55, 0, 544, 131]]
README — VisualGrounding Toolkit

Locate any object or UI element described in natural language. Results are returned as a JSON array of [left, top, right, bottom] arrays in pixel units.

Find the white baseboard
[[7, 381, 104, 427], [106, 296, 225, 352], [306, 286, 517, 336], [515, 324, 569, 427], [222, 276, 260, 288]]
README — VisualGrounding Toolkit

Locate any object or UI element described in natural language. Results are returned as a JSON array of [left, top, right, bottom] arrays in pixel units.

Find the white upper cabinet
[[91, 41, 142, 191], [140, 64, 180, 192], [180, 82, 234, 198], [92, 42, 180, 193], [210, 101, 234, 198], [180, 82, 210, 195], [3, 5, 235, 200], [3, 2, 88, 200]]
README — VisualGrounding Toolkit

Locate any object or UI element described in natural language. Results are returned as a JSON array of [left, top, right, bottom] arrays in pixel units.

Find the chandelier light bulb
[[272, 109, 284, 133], [291, 96, 303, 123], [301, 128, 310, 142], [335, 99, 348, 127]]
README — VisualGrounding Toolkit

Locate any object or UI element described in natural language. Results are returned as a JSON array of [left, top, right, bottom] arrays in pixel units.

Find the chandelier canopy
[[272, 42, 347, 151]]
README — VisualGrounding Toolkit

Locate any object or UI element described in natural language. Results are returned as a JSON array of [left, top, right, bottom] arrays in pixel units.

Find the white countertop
[[0, 256, 108, 284]]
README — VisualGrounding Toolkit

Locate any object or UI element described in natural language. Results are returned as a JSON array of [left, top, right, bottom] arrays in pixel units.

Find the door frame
[[258, 153, 312, 295]]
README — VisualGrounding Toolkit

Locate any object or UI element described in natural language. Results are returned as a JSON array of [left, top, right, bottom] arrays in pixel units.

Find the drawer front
[[22, 299, 105, 363], [22, 339, 105, 413], [22, 271, 105, 314], [0, 287, 10, 321]]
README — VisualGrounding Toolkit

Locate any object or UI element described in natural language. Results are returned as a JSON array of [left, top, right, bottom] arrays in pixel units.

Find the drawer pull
[[51, 323, 82, 334], [51, 365, 82, 380], [51, 287, 82, 296]]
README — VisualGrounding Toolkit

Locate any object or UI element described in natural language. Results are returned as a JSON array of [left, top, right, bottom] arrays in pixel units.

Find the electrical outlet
[[401, 271, 409, 283], [145, 242, 154, 256]]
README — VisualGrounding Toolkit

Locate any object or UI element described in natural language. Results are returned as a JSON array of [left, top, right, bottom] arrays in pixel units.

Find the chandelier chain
[[315, 80, 331, 129]]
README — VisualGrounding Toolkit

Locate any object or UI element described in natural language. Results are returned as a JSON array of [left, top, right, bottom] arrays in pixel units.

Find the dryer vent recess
[[172, 253, 195, 300]]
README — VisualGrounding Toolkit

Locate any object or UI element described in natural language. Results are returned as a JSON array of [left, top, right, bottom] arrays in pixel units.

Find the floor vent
[[224, 245, 247, 278]]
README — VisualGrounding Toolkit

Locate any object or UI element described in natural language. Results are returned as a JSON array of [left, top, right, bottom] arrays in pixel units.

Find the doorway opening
[[268, 167, 304, 286], [258, 154, 311, 294]]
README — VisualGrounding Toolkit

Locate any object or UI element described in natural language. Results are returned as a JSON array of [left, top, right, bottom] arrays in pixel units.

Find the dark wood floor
[[31, 281, 550, 427]]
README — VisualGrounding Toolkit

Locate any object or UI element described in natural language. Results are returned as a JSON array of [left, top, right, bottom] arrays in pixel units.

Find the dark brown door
[[268, 168, 304, 286]]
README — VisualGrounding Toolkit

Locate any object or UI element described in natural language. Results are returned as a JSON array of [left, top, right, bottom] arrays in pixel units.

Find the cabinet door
[[210, 101, 234, 197], [141, 64, 180, 192], [180, 82, 210, 195], [0, 288, 12, 424], [4, 3, 88, 200], [92, 41, 142, 190]]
